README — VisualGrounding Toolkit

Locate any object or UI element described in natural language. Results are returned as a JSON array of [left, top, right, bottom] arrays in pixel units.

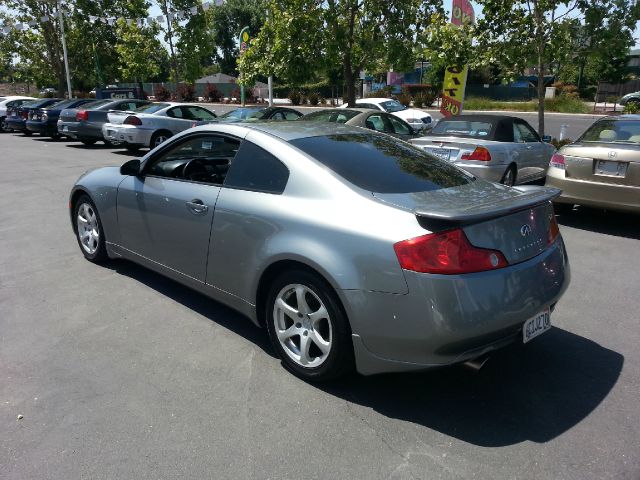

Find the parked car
[[218, 106, 302, 122], [4, 98, 62, 135], [545, 114, 640, 213], [340, 97, 433, 131], [298, 108, 417, 140], [69, 122, 569, 381], [58, 98, 151, 145], [618, 91, 640, 107], [102, 102, 217, 151], [410, 114, 555, 186], [0, 96, 37, 132], [39, 87, 57, 96], [26, 98, 100, 139]]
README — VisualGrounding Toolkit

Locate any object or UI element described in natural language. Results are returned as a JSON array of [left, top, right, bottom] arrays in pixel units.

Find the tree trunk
[[537, 52, 545, 137], [344, 62, 356, 107]]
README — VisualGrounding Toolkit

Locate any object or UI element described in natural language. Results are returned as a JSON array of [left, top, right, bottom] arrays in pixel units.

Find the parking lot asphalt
[[1, 132, 639, 480]]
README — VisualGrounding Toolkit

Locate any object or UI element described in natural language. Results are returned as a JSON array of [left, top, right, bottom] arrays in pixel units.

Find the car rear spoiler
[[414, 186, 562, 230]]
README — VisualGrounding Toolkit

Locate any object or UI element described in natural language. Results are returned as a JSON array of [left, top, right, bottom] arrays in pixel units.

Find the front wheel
[[266, 270, 354, 381], [81, 139, 97, 146], [0, 117, 9, 132], [73, 195, 108, 263], [23, 130, 32, 136], [150, 131, 172, 149]]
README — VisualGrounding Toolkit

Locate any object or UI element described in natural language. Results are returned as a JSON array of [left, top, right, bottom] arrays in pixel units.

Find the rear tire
[[265, 269, 354, 382], [500, 165, 517, 186], [125, 145, 140, 152], [73, 194, 108, 263], [81, 139, 97, 146], [0, 117, 9, 132], [24, 130, 32, 137], [150, 130, 172, 149]]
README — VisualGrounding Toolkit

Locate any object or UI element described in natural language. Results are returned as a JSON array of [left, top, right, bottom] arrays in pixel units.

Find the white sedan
[[102, 102, 217, 151], [0, 95, 36, 132], [340, 97, 432, 131]]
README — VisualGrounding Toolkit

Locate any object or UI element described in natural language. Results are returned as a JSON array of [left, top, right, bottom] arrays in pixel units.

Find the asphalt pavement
[[1, 131, 639, 479]]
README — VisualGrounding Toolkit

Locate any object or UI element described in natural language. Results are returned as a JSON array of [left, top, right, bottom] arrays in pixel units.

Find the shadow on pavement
[[65, 143, 118, 150], [319, 328, 623, 446], [103, 259, 275, 358], [111, 149, 147, 158], [557, 206, 640, 240], [100, 261, 622, 447]]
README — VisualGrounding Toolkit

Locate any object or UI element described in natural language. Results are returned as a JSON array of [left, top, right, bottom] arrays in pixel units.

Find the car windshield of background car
[[291, 133, 473, 194], [135, 103, 170, 114], [579, 119, 640, 143], [431, 120, 493, 138], [380, 100, 407, 113]]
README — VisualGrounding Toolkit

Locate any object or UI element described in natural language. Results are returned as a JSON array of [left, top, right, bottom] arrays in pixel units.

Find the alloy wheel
[[273, 283, 333, 368], [76, 203, 100, 254]]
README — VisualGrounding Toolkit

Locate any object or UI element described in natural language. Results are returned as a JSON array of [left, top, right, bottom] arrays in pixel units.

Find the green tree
[[239, 0, 443, 106], [114, 19, 166, 84]]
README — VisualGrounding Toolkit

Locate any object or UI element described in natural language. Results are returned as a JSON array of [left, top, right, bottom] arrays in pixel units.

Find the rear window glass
[[299, 110, 359, 122], [47, 99, 76, 109], [28, 99, 58, 108], [291, 133, 473, 193], [83, 99, 111, 109], [579, 119, 640, 143], [136, 103, 169, 113], [431, 120, 494, 138]]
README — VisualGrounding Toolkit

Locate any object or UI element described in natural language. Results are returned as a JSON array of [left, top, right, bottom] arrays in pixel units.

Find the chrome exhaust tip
[[462, 355, 491, 371]]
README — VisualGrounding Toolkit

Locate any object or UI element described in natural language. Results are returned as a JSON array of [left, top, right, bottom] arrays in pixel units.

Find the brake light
[[76, 110, 88, 121], [393, 229, 508, 275], [461, 146, 492, 161], [123, 115, 142, 126], [550, 153, 565, 170], [548, 212, 560, 244]]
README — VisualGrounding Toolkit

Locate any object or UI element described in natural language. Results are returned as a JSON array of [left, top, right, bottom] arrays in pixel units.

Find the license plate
[[523, 308, 551, 343], [425, 147, 451, 161], [595, 159, 627, 177]]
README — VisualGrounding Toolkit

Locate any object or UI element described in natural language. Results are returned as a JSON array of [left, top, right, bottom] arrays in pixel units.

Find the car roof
[[227, 121, 368, 141], [356, 98, 391, 103], [437, 114, 522, 122]]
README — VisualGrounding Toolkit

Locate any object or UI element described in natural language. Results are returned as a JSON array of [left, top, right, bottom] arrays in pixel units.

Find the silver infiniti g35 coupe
[[69, 122, 570, 381]]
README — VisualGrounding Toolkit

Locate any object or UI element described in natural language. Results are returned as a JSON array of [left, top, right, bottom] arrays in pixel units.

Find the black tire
[[23, 130, 32, 137], [0, 117, 9, 132], [553, 202, 574, 214], [73, 194, 108, 263], [150, 130, 172, 149], [50, 132, 61, 140], [125, 145, 140, 152], [103, 139, 118, 147], [265, 269, 354, 382], [81, 139, 97, 146], [500, 165, 517, 186]]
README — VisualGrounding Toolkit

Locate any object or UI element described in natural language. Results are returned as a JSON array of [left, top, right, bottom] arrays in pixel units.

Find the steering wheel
[[181, 158, 216, 182]]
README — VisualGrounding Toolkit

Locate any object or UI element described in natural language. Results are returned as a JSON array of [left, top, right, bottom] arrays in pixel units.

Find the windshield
[[46, 99, 76, 109], [26, 99, 55, 108], [380, 100, 407, 113], [291, 133, 472, 194], [135, 103, 169, 113], [84, 99, 112, 109], [578, 119, 640, 143]]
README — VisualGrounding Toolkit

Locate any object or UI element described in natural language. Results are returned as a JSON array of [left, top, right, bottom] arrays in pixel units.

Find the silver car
[[70, 122, 570, 380], [102, 102, 217, 151], [411, 115, 556, 186]]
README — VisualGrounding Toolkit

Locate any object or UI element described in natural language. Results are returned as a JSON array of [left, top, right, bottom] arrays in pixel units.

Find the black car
[[5, 98, 63, 135], [218, 106, 303, 122], [57, 98, 151, 145], [26, 98, 100, 139]]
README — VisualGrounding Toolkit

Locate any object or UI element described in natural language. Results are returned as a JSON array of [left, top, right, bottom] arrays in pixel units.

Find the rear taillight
[[393, 228, 508, 275], [550, 153, 565, 170], [461, 146, 492, 161], [76, 110, 88, 121], [123, 115, 142, 126]]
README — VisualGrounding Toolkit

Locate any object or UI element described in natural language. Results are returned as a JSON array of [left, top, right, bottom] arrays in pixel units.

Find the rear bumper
[[6, 118, 26, 131], [454, 162, 506, 183], [345, 238, 570, 375], [546, 167, 640, 213], [58, 120, 104, 140], [26, 120, 58, 136], [102, 123, 151, 146]]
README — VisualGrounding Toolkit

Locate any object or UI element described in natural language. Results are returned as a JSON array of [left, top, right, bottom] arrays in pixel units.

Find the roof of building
[[195, 73, 238, 84]]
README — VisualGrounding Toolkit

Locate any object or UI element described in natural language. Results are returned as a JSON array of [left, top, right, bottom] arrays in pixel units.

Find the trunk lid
[[560, 142, 640, 187], [59, 108, 79, 123], [373, 181, 560, 265], [106, 110, 136, 125], [410, 135, 490, 162]]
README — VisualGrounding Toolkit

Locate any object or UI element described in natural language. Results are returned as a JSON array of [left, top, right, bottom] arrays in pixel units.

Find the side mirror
[[542, 135, 552, 143], [120, 159, 141, 176]]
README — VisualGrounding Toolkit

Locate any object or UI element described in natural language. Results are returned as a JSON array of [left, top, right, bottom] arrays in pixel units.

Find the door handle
[[186, 199, 208, 214], [526, 145, 533, 150]]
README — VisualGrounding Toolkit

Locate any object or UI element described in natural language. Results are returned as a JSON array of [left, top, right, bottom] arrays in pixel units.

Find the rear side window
[[291, 133, 472, 194], [224, 141, 289, 194]]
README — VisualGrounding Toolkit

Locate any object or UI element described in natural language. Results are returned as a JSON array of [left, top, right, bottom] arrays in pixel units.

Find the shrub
[[318, 95, 326, 105], [412, 95, 423, 108], [288, 89, 302, 106], [550, 138, 573, 149], [396, 93, 411, 107], [204, 83, 222, 102], [545, 95, 589, 113], [230, 87, 241, 103], [308, 91, 320, 106], [154, 85, 172, 101], [623, 102, 640, 114], [175, 83, 196, 102]]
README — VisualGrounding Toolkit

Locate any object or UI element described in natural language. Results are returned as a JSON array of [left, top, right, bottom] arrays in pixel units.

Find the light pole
[[238, 26, 249, 106], [57, 0, 73, 98]]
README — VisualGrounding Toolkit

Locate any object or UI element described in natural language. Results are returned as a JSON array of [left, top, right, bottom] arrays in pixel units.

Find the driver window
[[145, 135, 241, 185], [365, 114, 390, 133], [387, 115, 411, 135], [516, 122, 541, 142], [513, 123, 523, 143]]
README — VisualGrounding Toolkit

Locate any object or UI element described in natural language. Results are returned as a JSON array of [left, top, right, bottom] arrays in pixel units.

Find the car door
[[117, 133, 242, 281], [164, 106, 193, 133], [514, 120, 547, 181]]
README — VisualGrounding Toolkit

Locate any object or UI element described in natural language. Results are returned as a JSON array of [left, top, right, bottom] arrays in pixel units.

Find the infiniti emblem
[[520, 224, 532, 237]]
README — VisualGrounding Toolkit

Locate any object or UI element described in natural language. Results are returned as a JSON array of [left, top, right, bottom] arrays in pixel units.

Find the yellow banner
[[440, 65, 469, 117]]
